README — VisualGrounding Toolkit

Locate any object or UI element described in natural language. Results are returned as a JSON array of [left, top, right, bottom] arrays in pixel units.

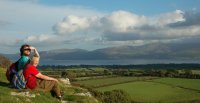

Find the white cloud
[[53, 10, 200, 42], [24, 34, 54, 43], [0, 0, 105, 52], [16, 9, 200, 49], [100, 11, 147, 32], [53, 15, 98, 35], [1, 0, 200, 53], [53, 9, 200, 52], [0, 0, 105, 34], [53, 10, 148, 35], [151, 10, 185, 26]]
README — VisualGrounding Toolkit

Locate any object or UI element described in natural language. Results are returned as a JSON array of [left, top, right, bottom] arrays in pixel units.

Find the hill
[[3, 42, 200, 62], [0, 54, 11, 68], [0, 67, 99, 103]]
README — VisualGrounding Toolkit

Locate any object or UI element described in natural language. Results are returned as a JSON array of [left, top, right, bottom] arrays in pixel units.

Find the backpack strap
[[16, 57, 30, 71], [22, 59, 30, 70], [14, 70, 26, 87], [15, 61, 19, 71]]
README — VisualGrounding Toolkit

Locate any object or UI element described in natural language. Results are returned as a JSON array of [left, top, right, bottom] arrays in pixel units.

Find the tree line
[[111, 68, 200, 79], [38, 63, 200, 70]]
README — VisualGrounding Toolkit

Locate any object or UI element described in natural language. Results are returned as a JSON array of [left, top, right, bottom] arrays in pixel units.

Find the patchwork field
[[192, 70, 200, 74], [73, 77, 200, 103], [152, 78, 200, 91], [73, 76, 158, 87]]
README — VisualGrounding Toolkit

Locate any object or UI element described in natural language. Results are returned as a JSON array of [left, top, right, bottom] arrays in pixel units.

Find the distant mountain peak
[[3, 42, 200, 62]]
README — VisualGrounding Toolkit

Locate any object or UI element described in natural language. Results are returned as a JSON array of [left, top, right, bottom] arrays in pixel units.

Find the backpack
[[6, 60, 30, 89], [6, 63, 16, 82]]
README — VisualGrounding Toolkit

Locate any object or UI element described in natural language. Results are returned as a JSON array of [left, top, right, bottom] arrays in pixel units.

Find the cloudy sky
[[0, 0, 200, 53]]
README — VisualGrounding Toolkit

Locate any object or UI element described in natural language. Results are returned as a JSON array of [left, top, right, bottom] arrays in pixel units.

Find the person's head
[[20, 44, 31, 56], [31, 57, 39, 67]]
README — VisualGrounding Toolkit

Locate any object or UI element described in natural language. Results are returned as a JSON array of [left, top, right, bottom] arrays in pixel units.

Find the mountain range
[[3, 42, 200, 62]]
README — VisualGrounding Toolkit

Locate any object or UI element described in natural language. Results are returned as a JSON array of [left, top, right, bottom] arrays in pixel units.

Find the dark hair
[[20, 44, 30, 56]]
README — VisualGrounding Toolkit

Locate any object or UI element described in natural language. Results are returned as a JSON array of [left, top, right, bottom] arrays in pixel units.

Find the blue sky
[[0, 0, 200, 53], [39, 0, 199, 15]]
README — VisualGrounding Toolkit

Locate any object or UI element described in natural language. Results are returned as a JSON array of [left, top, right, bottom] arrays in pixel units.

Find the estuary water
[[39, 59, 200, 65]]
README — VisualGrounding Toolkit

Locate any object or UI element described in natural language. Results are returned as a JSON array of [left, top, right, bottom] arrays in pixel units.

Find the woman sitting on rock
[[23, 57, 62, 100]]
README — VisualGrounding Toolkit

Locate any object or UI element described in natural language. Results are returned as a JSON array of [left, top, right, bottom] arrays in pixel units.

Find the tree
[[158, 70, 167, 77], [61, 71, 67, 78], [104, 69, 112, 75], [66, 71, 77, 79], [183, 69, 192, 78], [184, 69, 192, 75], [103, 90, 132, 103]]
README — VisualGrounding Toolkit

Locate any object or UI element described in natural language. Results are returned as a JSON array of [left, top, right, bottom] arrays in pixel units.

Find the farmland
[[38, 64, 200, 103], [94, 78, 200, 103], [72, 76, 158, 88], [68, 67, 200, 102]]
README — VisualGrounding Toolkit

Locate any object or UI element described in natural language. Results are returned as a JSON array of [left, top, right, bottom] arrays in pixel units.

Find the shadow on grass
[[0, 81, 10, 88]]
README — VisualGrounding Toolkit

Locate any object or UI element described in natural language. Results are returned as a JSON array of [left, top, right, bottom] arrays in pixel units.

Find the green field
[[72, 76, 157, 87], [96, 81, 200, 103], [152, 78, 200, 91], [73, 76, 200, 103], [74, 75, 116, 81], [192, 70, 200, 74]]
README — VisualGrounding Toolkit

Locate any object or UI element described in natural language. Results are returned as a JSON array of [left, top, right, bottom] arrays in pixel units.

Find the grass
[[73, 75, 200, 103], [0, 68, 59, 103], [96, 81, 200, 103], [151, 77, 200, 91], [0, 67, 99, 103], [89, 67, 107, 72], [72, 76, 157, 87], [74, 75, 116, 81], [178, 70, 200, 74], [65, 68, 91, 71], [192, 70, 200, 74]]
